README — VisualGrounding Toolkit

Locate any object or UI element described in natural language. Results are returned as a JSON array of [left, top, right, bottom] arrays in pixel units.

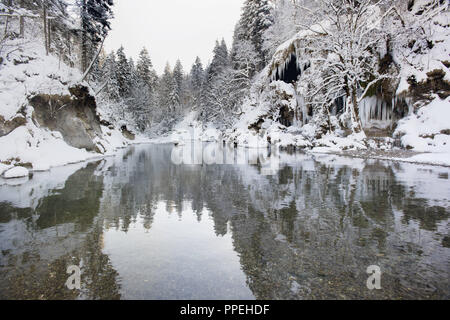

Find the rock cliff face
[[0, 82, 137, 173], [0, 114, 27, 137], [29, 85, 104, 153]]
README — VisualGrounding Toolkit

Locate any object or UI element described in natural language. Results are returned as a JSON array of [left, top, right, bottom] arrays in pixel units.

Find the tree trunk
[[19, 15, 24, 37], [351, 87, 363, 133], [4, 15, 9, 36], [47, 18, 51, 53], [4, 0, 12, 37], [79, 36, 106, 83], [43, 2, 48, 56], [81, 0, 87, 72]]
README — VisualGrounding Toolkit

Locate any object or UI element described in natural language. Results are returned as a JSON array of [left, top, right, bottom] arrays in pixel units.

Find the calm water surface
[[0, 143, 449, 299]]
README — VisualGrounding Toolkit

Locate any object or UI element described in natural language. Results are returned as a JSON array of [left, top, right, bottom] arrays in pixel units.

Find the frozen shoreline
[[0, 135, 152, 180], [148, 131, 450, 168], [309, 149, 450, 168]]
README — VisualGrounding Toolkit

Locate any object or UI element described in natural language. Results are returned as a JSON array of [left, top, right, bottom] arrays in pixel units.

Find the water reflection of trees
[[1, 144, 448, 300], [0, 162, 121, 300], [100, 145, 449, 299]]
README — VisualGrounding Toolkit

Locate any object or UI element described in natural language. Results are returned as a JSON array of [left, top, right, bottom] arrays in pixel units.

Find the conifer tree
[[201, 39, 232, 124], [190, 57, 205, 107], [239, 0, 273, 67], [158, 62, 175, 113], [115, 46, 132, 98], [103, 51, 120, 102], [136, 48, 153, 85], [173, 59, 184, 107], [78, 0, 114, 71]]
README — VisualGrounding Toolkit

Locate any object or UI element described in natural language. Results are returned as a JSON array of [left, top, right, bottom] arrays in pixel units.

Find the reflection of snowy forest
[[0, 144, 448, 299]]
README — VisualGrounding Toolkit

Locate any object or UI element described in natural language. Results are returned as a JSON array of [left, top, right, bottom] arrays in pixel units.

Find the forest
[[0, 0, 449, 170]]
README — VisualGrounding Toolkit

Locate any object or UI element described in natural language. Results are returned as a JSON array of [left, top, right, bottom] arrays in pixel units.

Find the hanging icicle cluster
[[269, 43, 310, 83], [359, 96, 394, 129]]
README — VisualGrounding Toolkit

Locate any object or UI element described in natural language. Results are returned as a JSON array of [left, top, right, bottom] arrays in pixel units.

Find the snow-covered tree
[[172, 59, 184, 108], [231, 33, 261, 90], [189, 56, 205, 108], [239, 0, 273, 67], [263, 0, 314, 58], [136, 47, 157, 90], [201, 39, 231, 123], [207, 39, 229, 80], [77, 0, 114, 71], [206, 66, 237, 127], [169, 76, 180, 112], [135, 47, 158, 127], [298, 0, 405, 133], [158, 62, 174, 113], [102, 51, 120, 102], [115, 45, 132, 98]]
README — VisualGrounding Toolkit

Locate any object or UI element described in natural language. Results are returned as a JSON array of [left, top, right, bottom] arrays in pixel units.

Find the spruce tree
[[136, 47, 158, 117], [239, 0, 273, 67], [136, 48, 153, 87], [158, 63, 174, 113], [202, 39, 231, 123], [206, 39, 229, 82], [115, 46, 132, 98], [103, 51, 120, 102], [78, 0, 114, 71], [169, 77, 180, 111], [190, 57, 205, 107], [173, 59, 184, 106]]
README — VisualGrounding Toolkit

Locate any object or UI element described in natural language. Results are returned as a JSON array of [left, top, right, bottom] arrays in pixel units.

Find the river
[[0, 143, 448, 299]]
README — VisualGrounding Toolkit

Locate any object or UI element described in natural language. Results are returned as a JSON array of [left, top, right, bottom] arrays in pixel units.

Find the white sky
[[104, 0, 244, 75]]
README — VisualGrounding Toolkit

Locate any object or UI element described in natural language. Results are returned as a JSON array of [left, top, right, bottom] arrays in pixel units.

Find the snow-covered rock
[[3, 166, 29, 179], [0, 163, 12, 176], [395, 97, 450, 153]]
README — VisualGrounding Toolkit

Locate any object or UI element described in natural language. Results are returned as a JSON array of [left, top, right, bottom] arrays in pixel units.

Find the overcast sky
[[104, 0, 244, 75]]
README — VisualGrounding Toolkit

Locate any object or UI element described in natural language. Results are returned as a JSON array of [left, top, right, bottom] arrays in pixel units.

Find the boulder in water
[[3, 166, 29, 179]]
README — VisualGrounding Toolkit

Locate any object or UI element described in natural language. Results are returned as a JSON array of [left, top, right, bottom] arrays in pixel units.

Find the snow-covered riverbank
[[310, 149, 450, 168], [0, 26, 150, 179], [160, 106, 450, 168]]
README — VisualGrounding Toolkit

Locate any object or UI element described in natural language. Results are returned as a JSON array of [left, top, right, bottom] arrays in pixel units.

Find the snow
[[0, 163, 12, 176], [312, 132, 367, 153], [394, 152, 450, 167], [394, 5, 450, 92], [0, 117, 151, 172], [3, 166, 29, 179], [395, 97, 450, 153], [0, 122, 100, 171], [2, 1, 449, 172], [0, 28, 103, 171], [164, 111, 223, 144], [0, 39, 83, 121]]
